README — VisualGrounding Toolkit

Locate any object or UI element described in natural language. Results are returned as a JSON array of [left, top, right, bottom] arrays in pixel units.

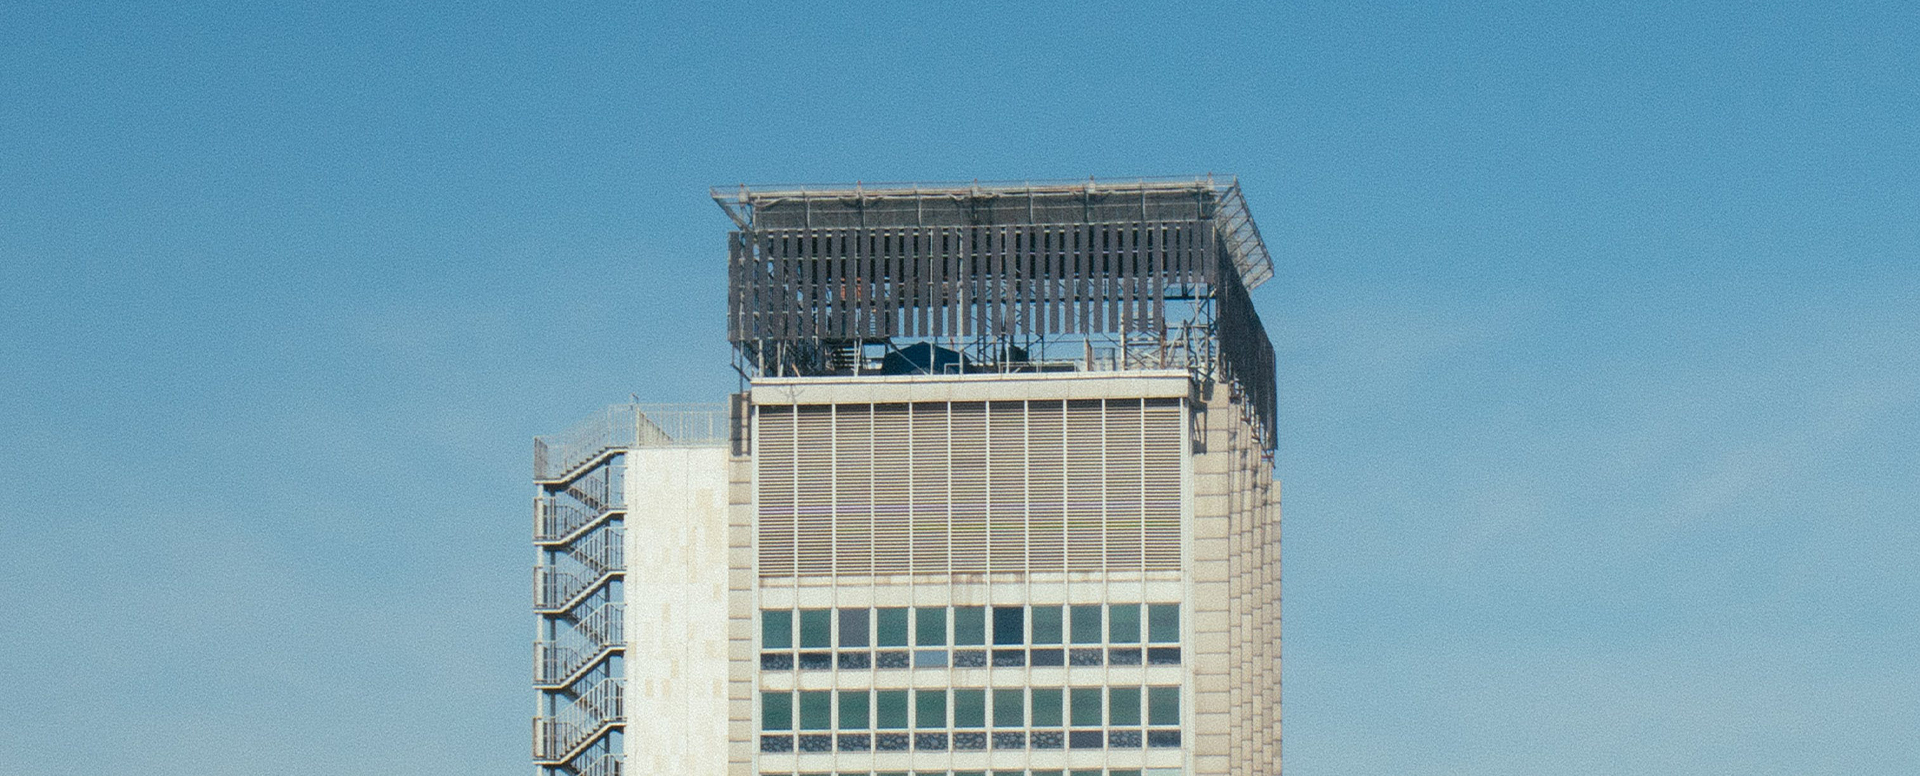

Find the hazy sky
[[3, 2, 1915, 774]]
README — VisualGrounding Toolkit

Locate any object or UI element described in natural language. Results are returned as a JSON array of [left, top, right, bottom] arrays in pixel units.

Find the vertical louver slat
[[757, 405, 796, 577], [1143, 398, 1184, 571], [834, 404, 873, 576], [910, 403, 949, 573], [1104, 399, 1145, 571], [948, 401, 989, 573], [795, 405, 835, 576], [987, 401, 1027, 574], [1064, 399, 1105, 572], [872, 403, 913, 575]]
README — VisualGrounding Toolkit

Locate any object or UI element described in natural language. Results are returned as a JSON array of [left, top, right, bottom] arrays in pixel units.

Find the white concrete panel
[[626, 446, 731, 776]]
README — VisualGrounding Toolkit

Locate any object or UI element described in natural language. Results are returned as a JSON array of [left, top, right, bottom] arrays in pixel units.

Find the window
[[875, 690, 909, 729], [992, 606, 1024, 645], [1108, 687, 1140, 726], [763, 610, 793, 650], [1070, 688, 1103, 727], [915, 689, 946, 728], [1148, 687, 1179, 726], [762, 691, 792, 730], [992, 688, 1024, 728], [799, 691, 831, 730], [1108, 604, 1141, 643], [1031, 688, 1063, 727], [839, 690, 869, 729], [1070, 605, 1102, 644], [953, 689, 986, 728], [800, 609, 832, 649], [1147, 604, 1178, 643], [954, 606, 986, 646], [840, 608, 870, 648], [1031, 606, 1064, 644], [876, 608, 909, 646], [915, 607, 946, 646]]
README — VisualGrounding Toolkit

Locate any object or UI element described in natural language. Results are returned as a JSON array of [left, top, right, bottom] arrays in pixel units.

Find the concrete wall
[[626, 446, 733, 776]]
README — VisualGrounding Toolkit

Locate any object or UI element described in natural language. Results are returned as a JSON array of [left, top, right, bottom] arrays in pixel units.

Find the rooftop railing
[[534, 403, 730, 482]]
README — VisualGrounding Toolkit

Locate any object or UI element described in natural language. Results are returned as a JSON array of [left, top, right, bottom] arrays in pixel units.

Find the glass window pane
[[1109, 604, 1141, 644], [1030, 688, 1063, 727], [876, 608, 910, 646], [1070, 605, 1102, 644], [799, 691, 832, 730], [992, 688, 1024, 728], [1147, 604, 1179, 643], [840, 608, 870, 648], [1148, 686, 1179, 726], [762, 610, 793, 650], [840, 690, 870, 730], [875, 690, 909, 729], [915, 607, 947, 646], [992, 606, 1024, 645], [953, 606, 985, 646], [762, 691, 792, 730], [915, 689, 947, 729], [953, 689, 986, 728], [1108, 687, 1141, 726], [1031, 606, 1063, 644], [1070, 687, 1102, 727], [800, 609, 832, 649]]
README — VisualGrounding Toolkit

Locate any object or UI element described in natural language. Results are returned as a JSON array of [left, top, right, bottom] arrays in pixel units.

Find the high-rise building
[[533, 177, 1281, 776]]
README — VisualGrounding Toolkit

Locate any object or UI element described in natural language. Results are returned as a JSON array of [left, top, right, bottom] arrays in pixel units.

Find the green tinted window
[[953, 689, 985, 728], [953, 606, 986, 645], [1148, 686, 1179, 726], [1108, 686, 1140, 726], [762, 610, 793, 650], [1030, 688, 1063, 727], [1031, 606, 1063, 644], [1108, 604, 1141, 643], [915, 689, 947, 728], [762, 691, 791, 730], [1147, 604, 1179, 643], [875, 690, 909, 729], [1070, 687, 1102, 727], [1070, 605, 1102, 644], [799, 691, 831, 730], [840, 608, 870, 647], [839, 690, 870, 729], [799, 609, 831, 648], [992, 688, 1024, 727], [876, 608, 909, 646], [915, 607, 946, 646]]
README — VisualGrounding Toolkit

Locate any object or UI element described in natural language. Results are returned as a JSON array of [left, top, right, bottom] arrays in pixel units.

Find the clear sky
[[2, 2, 1915, 774]]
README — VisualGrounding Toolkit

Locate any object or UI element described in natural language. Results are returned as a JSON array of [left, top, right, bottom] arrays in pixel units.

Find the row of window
[[761, 646, 1181, 671], [761, 730, 1181, 753], [762, 770, 1180, 776], [764, 605, 1180, 650], [763, 687, 1179, 731]]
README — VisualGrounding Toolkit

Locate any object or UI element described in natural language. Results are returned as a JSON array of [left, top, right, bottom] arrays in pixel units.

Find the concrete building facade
[[534, 178, 1280, 776]]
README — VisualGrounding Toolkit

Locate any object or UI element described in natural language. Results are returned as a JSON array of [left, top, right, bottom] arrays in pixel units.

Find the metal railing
[[533, 566, 616, 613], [535, 602, 625, 686], [574, 753, 623, 776], [533, 678, 625, 762], [535, 404, 730, 481]]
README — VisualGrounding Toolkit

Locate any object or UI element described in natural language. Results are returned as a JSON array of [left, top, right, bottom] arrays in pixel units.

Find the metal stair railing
[[573, 753, 623, 776], [533, 566, 618, 613], [533, 678, 625, 762]]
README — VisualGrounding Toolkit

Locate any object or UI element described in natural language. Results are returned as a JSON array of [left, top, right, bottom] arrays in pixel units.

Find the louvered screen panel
[[872, 404, 913, 575], [1064, 399, 1106, 572], [1025, 400, 1066, 571], [834, 404, 874, 576], [757, 406, 796, 576], [910, 403, 949, 573], [1104, 399, 1145, 572], [1142, 398, 1184, 571], [948, 402, 989, 573], [987, 401, 1028, 574], [795, 406, 835, 575]]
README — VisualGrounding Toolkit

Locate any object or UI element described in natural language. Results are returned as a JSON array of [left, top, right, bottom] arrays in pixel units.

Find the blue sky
[[2, 2, 1915, 774]]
